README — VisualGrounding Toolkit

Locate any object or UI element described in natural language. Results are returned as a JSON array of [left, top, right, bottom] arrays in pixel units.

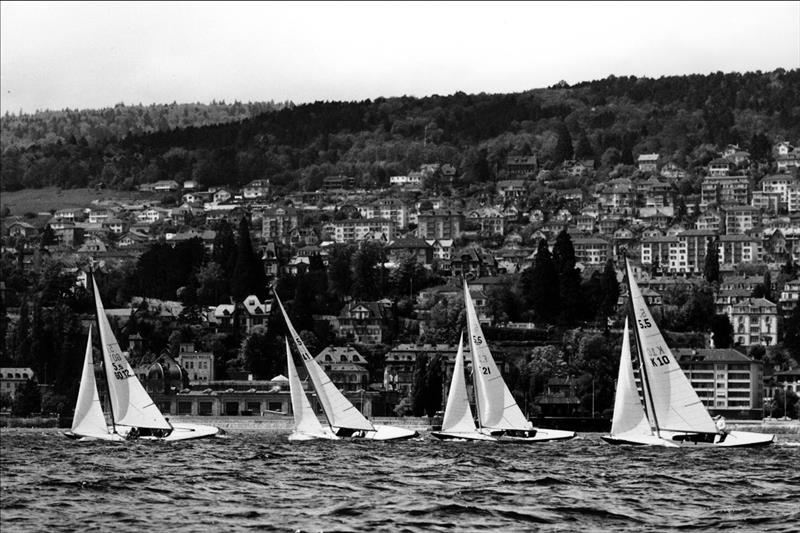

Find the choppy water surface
[[1, 430, 799, 532]]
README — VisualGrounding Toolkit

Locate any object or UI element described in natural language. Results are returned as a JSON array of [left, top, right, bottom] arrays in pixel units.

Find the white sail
[[610, 319, 654, 438], [275, 293, 374, 432], [625, 260, 717, 434], [464, 280, 531, 430], [286, 338, 327, 435], [71, 326, 110, 437], [92, 275, 171, 430], [441, 334, 478, 434]]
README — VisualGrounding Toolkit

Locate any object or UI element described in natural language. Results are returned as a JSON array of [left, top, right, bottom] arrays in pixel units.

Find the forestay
[[275, 294, 374, 432], [626, 261, 717, 434], [286, 339, 327, 435], [464, 281, 531, 430], [92, 276, 171, 430], [70, 326, 111, 437], [610, 318, 654, 438], [440, 334, 478, 434]]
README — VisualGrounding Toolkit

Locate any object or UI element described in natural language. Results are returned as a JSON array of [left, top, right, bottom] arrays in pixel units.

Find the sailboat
[[600, 318, 672, 446], [601, 260, 774, 447], [64, 326, 124, 441], [65, 273, 220, 442], [286, 338, 338, 441], [275, 292, 418, 441], [430, 333, 495, 441], [464, 280, 576, 442]]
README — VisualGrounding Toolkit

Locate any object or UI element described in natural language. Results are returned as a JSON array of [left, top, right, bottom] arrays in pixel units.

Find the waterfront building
[[673, 348, 764, 416], [0, 368, 36, 400], [177, 343, 215, 384]]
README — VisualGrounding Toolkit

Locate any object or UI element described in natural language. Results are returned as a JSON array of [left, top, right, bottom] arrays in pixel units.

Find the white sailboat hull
[[332, 424, 419, 441], [430, 430, 497, 441], [601, 433, 678, 447], [602, 430, 774, 448], [488, 427, 577, 443], [288, 428, 340, 441], [65, 423, 220, 442]]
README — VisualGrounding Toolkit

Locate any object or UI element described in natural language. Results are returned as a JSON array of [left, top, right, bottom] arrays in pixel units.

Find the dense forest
[[1, 69, 798, 193]]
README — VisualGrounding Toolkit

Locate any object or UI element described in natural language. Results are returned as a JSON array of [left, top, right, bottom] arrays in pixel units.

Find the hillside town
[[2, 139, 799, 423]]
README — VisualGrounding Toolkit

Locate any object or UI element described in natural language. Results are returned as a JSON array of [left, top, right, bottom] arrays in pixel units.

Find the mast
[[463, 281, 482, 429], [90, 267, 117, 435], [626, 264, 660, 437]]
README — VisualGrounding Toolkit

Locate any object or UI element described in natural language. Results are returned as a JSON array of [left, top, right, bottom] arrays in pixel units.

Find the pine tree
[[704, 238, 720, 284], [525, 239, 559, 322], [424, 354, 444, 417], [600, 259, 620, 322], [230, 217, 267, 301], [552, 230, 582, 325], [553, 122, 574, 164], [710, 314, 733, 349], [410, 353, 429, 416], [212, 219, 238, 278], [762, 270, 773, 302]]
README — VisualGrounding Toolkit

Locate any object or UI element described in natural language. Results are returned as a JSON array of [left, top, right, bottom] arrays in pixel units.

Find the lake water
[[1, 429, 799, 532]]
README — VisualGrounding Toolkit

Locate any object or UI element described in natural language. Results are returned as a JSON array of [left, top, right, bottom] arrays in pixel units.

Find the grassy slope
[[0, 187, 154, 217]]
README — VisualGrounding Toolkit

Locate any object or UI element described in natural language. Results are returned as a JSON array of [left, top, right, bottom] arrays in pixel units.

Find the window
[[178, 402, 192, 414]]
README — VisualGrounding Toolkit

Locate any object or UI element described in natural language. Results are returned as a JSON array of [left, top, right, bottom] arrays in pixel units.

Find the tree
[[704, 238, 720, 284], [552, 122, 574, 164], [574, 131, 594, 160], [328, 244, 355, 299], [40, 225, 57, 247], [11, 379, 41, 416], [351, 241, 385, 300], [240, 326, 281, 379], [230, 218, 267, 301], [410, 353, 429, 416], [783, 303, 800, 360], [553, 230, 583, 325], [523, 239, 559, 322], [600, 259, 620, 323], [212, 219, 237, 277], [710, 314, 733, 348], [424, 354, 444, 416]]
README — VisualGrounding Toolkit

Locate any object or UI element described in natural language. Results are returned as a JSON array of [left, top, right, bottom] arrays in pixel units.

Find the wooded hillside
[[2, 69, 798, 192]]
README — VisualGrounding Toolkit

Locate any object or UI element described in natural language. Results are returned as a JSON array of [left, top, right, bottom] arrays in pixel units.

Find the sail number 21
[[472, 335, 491, 375]]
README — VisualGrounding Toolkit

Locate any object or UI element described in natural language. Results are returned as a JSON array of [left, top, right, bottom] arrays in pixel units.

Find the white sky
[[1, 1, 798, 114]]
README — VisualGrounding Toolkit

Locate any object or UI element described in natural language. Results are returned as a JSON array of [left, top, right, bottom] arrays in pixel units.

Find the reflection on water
[[1, 429, 799, 532]]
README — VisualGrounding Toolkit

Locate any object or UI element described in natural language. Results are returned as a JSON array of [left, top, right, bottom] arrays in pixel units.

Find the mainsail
[[275, 293, 374, 432], [70, 326, 110, 437], [440, 334, 478, 434], [286, 338, 327, 436], [625, 261, 717, 434], [610, 318, 654, 438], [464, 280, 531, 430], [92, 275, 171, 430]]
